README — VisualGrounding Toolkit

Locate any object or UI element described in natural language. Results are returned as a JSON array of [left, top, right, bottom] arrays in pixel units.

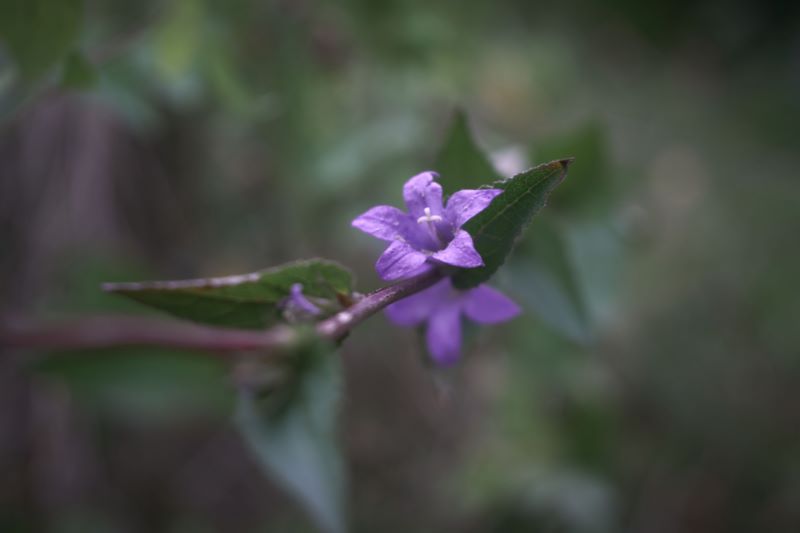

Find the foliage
[[104, 259, 353, 329], [2, 0, 798, 531], [86, 115, 569, 531], [434, 110, 501, 191], [453, 159, 571, 289], [508, 218, 590, 344], [0, 0, 84, 81], [236, 334, 346, 533]]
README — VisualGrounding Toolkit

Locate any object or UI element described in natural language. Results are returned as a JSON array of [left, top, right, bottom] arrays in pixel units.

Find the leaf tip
[[559, 157, 575, 169]]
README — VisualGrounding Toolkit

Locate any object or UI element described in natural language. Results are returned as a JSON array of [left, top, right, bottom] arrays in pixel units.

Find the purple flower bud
[[352, 171, 502, 281], [385, 278, 520, 365], [281, 283, 322, 322]]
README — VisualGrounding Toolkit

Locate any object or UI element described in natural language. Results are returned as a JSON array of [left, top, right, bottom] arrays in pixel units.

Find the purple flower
[[352, 171, 502, 281], [385, 278, 521, 365], [281, 283, 322, 322]]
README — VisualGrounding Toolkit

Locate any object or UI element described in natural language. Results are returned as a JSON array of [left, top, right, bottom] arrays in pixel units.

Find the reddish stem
[[0, 270, 442, 357]]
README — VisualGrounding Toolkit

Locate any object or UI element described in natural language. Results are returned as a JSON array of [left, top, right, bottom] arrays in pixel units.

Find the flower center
[[416, 207, 445, 248], [416, 207, 443, 225]]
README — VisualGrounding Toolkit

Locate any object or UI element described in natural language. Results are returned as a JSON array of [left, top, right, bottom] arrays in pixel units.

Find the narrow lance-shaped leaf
[[434, 110, 501, 192], [452, 159, 572, 289], [104, 259, 353, 329], [236, 334, 346, 533]]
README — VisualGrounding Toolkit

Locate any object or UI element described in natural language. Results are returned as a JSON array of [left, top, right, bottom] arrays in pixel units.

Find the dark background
[[1, 0, 799, 531]]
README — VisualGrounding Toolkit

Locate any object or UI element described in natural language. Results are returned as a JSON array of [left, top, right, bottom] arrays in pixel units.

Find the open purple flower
[[352, 171, 502, 281], [385, 278, 521, 365]]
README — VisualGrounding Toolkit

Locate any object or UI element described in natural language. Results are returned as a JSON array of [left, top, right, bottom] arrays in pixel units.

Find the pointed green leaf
[[434, 110, 500, 192], [104, 259, 353, 329], [452, 159, 572, 289], [236, 336, 346, 533]]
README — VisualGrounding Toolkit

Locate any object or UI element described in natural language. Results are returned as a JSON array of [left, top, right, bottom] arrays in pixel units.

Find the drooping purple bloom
[[281, 283, 322, 322], [385, 278, 521, 365], [352, 171, 502, 281]]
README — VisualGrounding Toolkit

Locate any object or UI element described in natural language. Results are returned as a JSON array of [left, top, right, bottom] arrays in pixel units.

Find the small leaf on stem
[[104, 259, 353, 329]]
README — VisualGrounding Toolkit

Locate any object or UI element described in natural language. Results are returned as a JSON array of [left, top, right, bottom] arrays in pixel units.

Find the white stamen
[[417, 206, 443, 224]]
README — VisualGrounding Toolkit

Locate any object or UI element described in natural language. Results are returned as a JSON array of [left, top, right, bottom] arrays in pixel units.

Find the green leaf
[[433, 110, 501, 192], [452, 159, 572, 289], [236, 335, 346, 533], [104, 259, 353, 329], [510, 217, 590, 344], [60, 50, 96, 90], [0, 0, 84, 80]]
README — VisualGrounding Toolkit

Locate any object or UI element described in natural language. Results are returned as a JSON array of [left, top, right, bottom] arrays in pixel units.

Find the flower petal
[[426, 301, 462, 366], [403, 171, 444, 218], [376, 240, 431, 281], [462, 285, 521, 324], [431, 229, 483, 268], [445, 189, 502, 228], [288, 283, 322, 315], [385, 278, 451, 326], [352, 205, 414, 242]]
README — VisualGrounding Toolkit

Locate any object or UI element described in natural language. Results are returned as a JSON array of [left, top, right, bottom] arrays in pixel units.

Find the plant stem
[[317, 268, 441, 341], [0, 270, 442, 357], [0, 316, 299, 357]]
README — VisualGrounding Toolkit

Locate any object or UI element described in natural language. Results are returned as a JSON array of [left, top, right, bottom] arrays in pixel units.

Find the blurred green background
[[1, 0, 799, 531]]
